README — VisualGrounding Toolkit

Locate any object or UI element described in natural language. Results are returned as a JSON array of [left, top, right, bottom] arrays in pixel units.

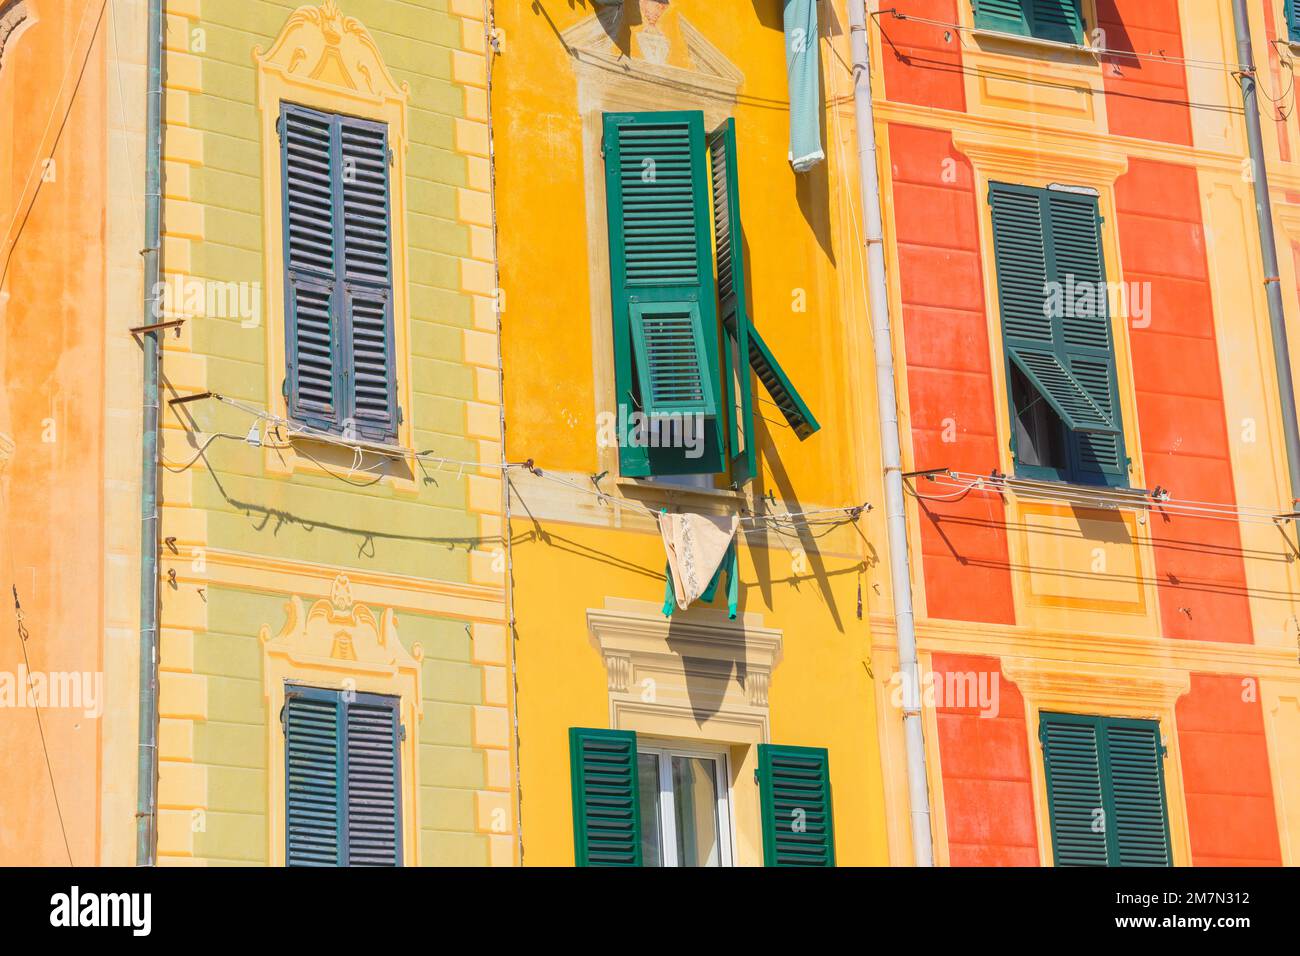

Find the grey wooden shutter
[[281, 104, 343, 432], [343, 693, 402, 866], [284, 688, 344, 866]]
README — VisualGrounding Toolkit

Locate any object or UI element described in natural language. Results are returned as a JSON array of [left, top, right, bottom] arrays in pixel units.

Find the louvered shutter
[[569, 728, 642, 866], [284, 689, 344, 867], [990, 182, 1126, 486], [604, 111, 724, 476], [1290, 0, 1300, 44], [757, 744, 835, 867], [1041, 713, 1171, 867], [281, 105, 343, 432], [339, 118, 398, 442], [709, 119, 757, 483], [973, 0, 1032, 36], [280, 105, 397, 442], [1040, 713, 1108, 867], [344, 693, 402, 866], [1030, 0, 1084, 44], [1104, 721, 1171, 867]]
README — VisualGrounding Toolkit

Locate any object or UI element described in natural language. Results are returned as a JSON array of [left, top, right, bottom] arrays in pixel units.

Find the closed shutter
[[280, 104, 398, 441], [1040, 713, 1108, 867], [604, 111, 723, 476], [339, 118, 398, 442], [1290, 0, 1300, 44], [989, 182, 1126, 486], [1041, 713, 1171, 867], [757, 744, 835, 866], [284, 689, 344, 867], [344, 694, 402, 866], [1105, 721, 1171, 867], [569, 728, 642, 866], [282, 105, 342, 432], [974, 1, 1083, 43]]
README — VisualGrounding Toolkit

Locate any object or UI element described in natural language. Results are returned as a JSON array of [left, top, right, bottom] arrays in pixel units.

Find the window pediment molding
[[1001, 656, 1190, 715], [952, 127, 1129, 188]]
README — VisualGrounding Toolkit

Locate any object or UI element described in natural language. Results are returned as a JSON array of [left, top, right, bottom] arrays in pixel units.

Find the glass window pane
[[636, 752, 663, 867], [671, 755, 722, 867]]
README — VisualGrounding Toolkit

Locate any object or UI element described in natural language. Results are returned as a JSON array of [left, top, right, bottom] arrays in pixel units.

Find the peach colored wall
[[0, 0, 108, 865]]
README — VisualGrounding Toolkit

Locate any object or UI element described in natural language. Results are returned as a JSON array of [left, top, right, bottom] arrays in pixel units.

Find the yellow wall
[[493, 0, 890, 864]]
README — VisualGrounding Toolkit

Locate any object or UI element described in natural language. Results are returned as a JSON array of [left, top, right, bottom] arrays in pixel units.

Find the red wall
[[932, 654, 1039, 865], [1176, 674, 1282, 865], [1115, 159, 1253, 643], [1097, 0, 1192, 146], [890, 123, 1016, 625], [880, 1, 966, 113]]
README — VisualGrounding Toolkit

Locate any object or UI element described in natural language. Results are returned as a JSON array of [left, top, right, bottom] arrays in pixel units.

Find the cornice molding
[[951, 126, 1129, 186]]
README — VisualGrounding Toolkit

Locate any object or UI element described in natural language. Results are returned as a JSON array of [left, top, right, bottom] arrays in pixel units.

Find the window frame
[[636, 740, 736, 868], [972, 0, 1089, 47]]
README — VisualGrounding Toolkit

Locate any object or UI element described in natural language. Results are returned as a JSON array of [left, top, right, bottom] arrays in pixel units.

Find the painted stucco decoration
[[0, 1, 30, 71]]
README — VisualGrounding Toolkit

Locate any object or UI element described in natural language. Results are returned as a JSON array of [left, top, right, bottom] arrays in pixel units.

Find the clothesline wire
[[177, 394, 872, 527]]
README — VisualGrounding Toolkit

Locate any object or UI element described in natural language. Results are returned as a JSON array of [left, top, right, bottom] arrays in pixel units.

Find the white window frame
[[637, 740, 735, 867]]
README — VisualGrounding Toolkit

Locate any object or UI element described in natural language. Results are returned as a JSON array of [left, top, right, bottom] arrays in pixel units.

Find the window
[[283, 685, 402, 866], [1040, 712, 1171, 867], [602, 111, 818, 481], [569, 728, 835, 866], [988, 181, 1128, 487], [973, 0, 1085, 45], [637, 744, 734, 867], [280, 103, 399, 443], [1287, 0, 1300, 44]]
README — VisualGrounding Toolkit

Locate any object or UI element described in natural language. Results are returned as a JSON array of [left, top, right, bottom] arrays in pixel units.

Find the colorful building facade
[[871, 0, 1300, 865], [493, 0, 892, 866], [147, 0, 513, 866]]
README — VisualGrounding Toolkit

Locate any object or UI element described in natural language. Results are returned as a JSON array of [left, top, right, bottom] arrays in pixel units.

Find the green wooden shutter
[[1040, 713, 1108, 867], [974, 1, 1083, 43], [284, 688, 344, 867], [1289, 0, 1300, 44], [990, 182, 1126, 486], [338, 117, 398, 442], [1104, 721, 1172, 867], [1044, 189, 1126, 484], [746, 325, 821, 439], [757, 744, 835, 866], [604, 111, 724, 476], [569, 728, 642, 866], [1041, 713, 1171, 867], [281, 104, 343, 432], [344, 693, 402, 866], [709, 119, 757, 483]]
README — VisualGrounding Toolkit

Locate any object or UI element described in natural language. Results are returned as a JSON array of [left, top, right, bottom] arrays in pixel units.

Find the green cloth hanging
[[662, 542, 739, 620], [784, 0, 825, 172]]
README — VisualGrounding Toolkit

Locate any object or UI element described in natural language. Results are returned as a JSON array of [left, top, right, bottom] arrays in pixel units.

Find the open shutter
[[284, 689, 344, 867], [281, 104, 343, 432], [709, 119, 757, 482], [1104, 721, 1171, 867], [1045, 189, 1126, 484], [604, 111, 724, 476], [569, 728, 642, 866], [343, 693, 402, 866], [747, 325, 820, 439], [757, 744, 835, 866], [339, 117, 398, 442], [1041, 713, 1108, 867]]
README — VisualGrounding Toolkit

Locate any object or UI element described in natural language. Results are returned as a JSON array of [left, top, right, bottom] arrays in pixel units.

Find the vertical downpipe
[[847, 0, 934, 865], [136, 0, 164, 867], [1232, 0, 1300, 504]]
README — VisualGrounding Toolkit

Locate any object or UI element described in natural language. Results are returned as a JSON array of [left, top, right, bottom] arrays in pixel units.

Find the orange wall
[[0, 0, 108, 865], [880, 0, 966, 113], [1176, 674, 1282, 865], [1116, 159, 1254, 644], [889, 122, 1016, 625], [1098, 0, 1192, 146]]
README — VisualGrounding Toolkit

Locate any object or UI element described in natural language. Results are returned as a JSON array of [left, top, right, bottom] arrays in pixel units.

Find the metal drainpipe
[[1232, 0, 1300, 505], [848, 0, 934, 865], [136, 0, 164, 867]]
